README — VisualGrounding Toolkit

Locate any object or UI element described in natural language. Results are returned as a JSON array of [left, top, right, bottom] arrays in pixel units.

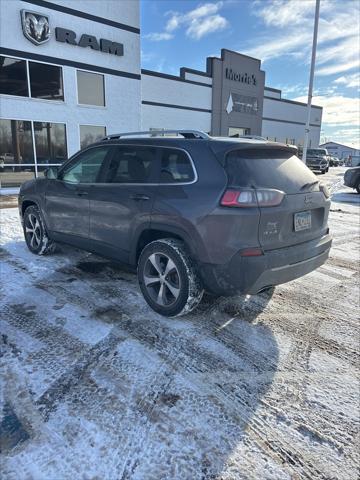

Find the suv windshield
[[225, 148, 317, 194], [307, 149, 327, 156]]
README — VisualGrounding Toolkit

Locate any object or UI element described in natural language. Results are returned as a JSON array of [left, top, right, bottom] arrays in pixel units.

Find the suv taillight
[[221, 189, 285, 207], [319, 183, 330, 198]]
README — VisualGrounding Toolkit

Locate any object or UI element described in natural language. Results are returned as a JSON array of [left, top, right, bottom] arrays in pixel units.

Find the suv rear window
[[160, 149, 195, 184], [225, 148, 317, 193]]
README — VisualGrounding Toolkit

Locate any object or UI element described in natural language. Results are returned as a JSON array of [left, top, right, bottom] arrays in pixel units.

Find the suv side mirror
[[44, 166, 59, 179]]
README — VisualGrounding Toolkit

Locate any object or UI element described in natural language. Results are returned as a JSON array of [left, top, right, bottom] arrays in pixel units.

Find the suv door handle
[[130, 194, 150, 201], [76, 190, 88, 196]]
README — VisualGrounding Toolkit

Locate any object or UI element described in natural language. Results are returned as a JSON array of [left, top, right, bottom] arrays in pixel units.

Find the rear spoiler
[[209, 142, 299, 166]]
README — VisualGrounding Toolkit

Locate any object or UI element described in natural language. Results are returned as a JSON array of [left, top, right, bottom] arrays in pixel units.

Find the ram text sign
[[20, 10, 124, 56]]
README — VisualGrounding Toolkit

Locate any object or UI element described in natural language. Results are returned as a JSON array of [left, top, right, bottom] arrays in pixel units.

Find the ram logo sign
[[21, 10, 50, 45]]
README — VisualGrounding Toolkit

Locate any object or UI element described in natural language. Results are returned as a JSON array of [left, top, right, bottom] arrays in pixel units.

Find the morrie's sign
[[20, 10, 124, 56], [225, 68, 256, 86]]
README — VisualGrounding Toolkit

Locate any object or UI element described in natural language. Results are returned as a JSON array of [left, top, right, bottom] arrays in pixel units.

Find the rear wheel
[[356, 182, 360, 194], [138, 239, 204, 317], [23, 205, 56, 255]]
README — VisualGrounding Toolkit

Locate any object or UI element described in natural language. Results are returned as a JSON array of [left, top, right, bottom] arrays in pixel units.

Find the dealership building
[[0, 0, 323, 187]]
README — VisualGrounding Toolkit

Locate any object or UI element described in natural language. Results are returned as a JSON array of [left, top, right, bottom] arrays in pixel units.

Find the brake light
[[240, 247, 264, 257], [221, 189, 284, 207]]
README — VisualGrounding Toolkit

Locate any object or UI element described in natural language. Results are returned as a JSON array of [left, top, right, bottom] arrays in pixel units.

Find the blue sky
[[141, 0, 359, 148]]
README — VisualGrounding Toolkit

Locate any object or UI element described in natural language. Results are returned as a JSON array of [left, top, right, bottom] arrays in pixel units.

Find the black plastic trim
[[262, 117, 321, 127], [0, 48, 141, 80], [141, 100, 211, 113]]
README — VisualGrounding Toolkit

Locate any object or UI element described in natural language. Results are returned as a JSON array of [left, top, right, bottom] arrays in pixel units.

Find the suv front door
[[88, 145, 159, 263], [45, 146, 111, 243]]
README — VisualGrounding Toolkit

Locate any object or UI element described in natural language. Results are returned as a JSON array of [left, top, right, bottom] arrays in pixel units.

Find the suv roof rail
[[101, 130, 211, 141]]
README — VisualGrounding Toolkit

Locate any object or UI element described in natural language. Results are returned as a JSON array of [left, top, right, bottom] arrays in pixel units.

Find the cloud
[[144, 32, 173, 41], [316, 59, 360, 76], [334, 73, 360, 89], [186, 14, 228, 39], [294, 95, 360, 126], [145, 2, 229, 41], [244, 0, 360, 77]]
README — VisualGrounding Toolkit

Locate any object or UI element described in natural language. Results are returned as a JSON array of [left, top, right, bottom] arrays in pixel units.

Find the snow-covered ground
[[1, 168, 359, 480]]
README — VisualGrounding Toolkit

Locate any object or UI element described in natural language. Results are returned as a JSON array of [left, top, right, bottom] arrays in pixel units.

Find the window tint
[[62, 147, 109, 184], [160, 149, 195, 183], [77, 71, 105, 106], [105, 146, 156, 183], [29, 62, 63, 100], [0, 56, 28, 96], [80, 125, 106, 149], [225, 149, 316, 194]]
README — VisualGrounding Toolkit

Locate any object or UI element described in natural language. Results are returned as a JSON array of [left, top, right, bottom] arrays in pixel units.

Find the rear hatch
[[224, 147, 330, 251]]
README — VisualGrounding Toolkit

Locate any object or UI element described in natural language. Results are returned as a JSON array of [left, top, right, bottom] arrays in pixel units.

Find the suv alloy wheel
[[137, 238, 204, 317]]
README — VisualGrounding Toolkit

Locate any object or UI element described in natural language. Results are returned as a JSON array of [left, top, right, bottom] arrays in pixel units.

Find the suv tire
[[138, 238, 204, 317], [23, 205, 56, 255]]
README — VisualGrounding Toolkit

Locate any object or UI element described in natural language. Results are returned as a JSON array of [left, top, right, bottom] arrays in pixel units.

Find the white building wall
[[51, 0, 140, 29], [141, 105, 211, 132], [264, 88, 281, 99], [263, 98, 322, 125], [0, 0, 141, 157], [262, 120, 321, 147], [262, 97, 322, 146], [184, 72, 213, 85], [141, 75, 212, 110], [319, 142, 360, 159]]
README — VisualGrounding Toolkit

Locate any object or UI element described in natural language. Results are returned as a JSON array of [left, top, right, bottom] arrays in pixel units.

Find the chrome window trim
[[99, 144, 198, 186], [57, 144, 198, 186]]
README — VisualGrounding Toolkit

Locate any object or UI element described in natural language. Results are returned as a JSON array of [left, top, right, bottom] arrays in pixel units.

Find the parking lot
[[0, 167, 359, 479]]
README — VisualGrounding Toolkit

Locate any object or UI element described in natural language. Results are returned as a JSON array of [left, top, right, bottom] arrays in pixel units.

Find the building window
[[77, 70, 105, 106], [0, 119, 35, 187], [33, 122, 67, 166], [160, 149, 195, 183], [80, 125, 106, 149], [29, 62, 64, 100], [0, 56, 28, 97]]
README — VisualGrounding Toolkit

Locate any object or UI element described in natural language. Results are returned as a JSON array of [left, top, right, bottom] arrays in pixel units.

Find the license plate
[[294, 211, 311, 232]]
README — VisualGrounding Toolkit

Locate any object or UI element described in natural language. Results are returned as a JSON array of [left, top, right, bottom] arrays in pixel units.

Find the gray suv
[[19, 130, 332, 316]]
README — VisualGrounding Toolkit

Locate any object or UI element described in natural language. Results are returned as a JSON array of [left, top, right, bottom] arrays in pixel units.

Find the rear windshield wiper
[[301, 180, 319, 191]]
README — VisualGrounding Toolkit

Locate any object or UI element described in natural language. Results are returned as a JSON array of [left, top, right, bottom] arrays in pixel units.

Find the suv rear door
[[225, 148, 330, 251], [88, 144, 158, 262]]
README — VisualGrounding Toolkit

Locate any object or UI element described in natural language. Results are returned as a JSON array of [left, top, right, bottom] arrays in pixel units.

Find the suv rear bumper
[[199, 234, 332, 295]]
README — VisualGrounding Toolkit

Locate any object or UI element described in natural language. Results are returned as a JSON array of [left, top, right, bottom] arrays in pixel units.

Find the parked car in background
[[305, 148, 329, 174], [329, 156, 340, 167], [18, 130, 332, 317], [0, 153, 15, 171], [344, 167, 360, 193]]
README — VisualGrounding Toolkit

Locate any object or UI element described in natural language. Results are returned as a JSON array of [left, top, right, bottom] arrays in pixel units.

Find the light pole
[[302, 0, 321, 163]]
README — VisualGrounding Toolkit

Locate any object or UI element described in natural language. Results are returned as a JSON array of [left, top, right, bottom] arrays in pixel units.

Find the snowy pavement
[[0, 168, 359, 480]]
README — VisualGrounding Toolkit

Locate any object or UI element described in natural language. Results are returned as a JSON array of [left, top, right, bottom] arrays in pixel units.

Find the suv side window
[[104, 146, 157, 183], [61, 147, 110, 184], [160, 149, 195, 183]]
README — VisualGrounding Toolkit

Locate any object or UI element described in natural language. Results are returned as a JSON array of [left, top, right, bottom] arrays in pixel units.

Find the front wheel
[[23, 205, 56, 255], [356, 182, 360, 194], [138, 239, 204, 317]]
